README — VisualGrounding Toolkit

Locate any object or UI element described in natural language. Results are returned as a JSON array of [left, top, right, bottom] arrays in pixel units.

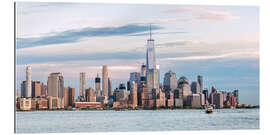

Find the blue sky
[[16, 2, 259, 105]]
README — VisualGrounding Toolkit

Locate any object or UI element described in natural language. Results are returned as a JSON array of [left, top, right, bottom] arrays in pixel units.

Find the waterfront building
[[130, 81, 138, 108], [127, 81, 131, 91], [21, 81, 26, 98], [18, 98, 31, 111], [40, 82, 47, 98], [85, 88, 96, 102], [36, 98, 48, 110], [95, 73, 101, 97], [213, 92, 224, 108], [209, 86, 217, 104], [233, 89, 239, 104], [31, 81, 41, 98], [186, 94, 201, 108], [163, 70, 177, 91], [197, 75, 203, 92], [199, 93, 205, 106], [26, 66, 32, 98], [174, 88, 184, 107], [177, 76, 192, 106], [74, 102, 102, 109], [108, 77, 113, 97], [191, 81, 201, 94], [48, 96, 64, 109], [102, 65, 109, 97], [80, 72, 86, 98], [64, 87, 75, 107], [202, 88, 209, 104], [47, 72, 64, 98]]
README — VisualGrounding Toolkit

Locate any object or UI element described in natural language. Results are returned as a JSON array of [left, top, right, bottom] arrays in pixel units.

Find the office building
[[64, 87, 75, 107], [191, 81, 201, 94], [26, 66, 32, 98], [80, 72, 86, 97], [21, 81, 26, 98], [102, 65, 108, 97], [146, 68, 160, 90], [130, 81, 138, 108], [146, 24, 156, 71], [186, 94, 201, 108], [130, 72, 140, 85], [47, 72, 64, 99], [108, 77, 113, 97], [141, 64, 146, 77], [213, 92, 224, 108], [197, 75, 203, 92], [202, 88, 209, 104], [85, 88, 96, 102], [95, 73, 101, 96], [31, 81, 41, 98], [177, 76, 192, 106], [40, 82, 46, 97], [163, 70, 177, 91]]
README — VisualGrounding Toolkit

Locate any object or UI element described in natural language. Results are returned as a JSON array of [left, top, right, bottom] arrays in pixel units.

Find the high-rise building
[[191, 81, 201, 94], [213, 92, 224, 108], [197, 75, 203, 91], [26, 66, 32, 98], [147, 68, 160, 90], [21, 81, 26, 98], [85, 88, 96, 102], [31, 81, 41, 98], [102, 65, 108, 97], [233, 89, 239, 104], [47, 72, 64, 99], [202, 88, 209, 104], [130, 72, 141, 85], [130, 81, 138, 108], [163, 70, 177, 91], [141, 64, 146, 77], [177, 76, 192, 106], [146, 24, 156, 71], [80, 72, 86, 97], [40, 82, 47, 98], [95, 73, 101, 96], [64, 87, 75, 107], [108, 77, 113, 97]]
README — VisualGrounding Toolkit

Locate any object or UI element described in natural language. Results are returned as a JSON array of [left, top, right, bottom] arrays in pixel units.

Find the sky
[[16, 2, 259, 105]]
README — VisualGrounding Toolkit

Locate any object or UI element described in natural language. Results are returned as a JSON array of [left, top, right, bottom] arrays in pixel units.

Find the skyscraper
[[80, 72, 86, 97], [197, 75, 203, 91], [146, 24, 156, 71], [140, 64, 146, 77], [95, 73, 101, 96], [102, 65, 108, 97], [26, 66, 32, 98], [163, 70, 177, 91], [191, 81, 201, 94], [31, 81, 41, 98], [47, 72, 64, 98], [130, 72, 140, 85], [21, 81, 26, 98], [108, 77, 113, 97]]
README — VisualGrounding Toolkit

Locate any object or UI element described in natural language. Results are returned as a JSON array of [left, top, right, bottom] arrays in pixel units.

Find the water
[[16, 109, 259, 133]]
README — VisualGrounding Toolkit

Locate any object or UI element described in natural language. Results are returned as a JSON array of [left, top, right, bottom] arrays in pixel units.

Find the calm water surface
[[16, 109, 259, 133]]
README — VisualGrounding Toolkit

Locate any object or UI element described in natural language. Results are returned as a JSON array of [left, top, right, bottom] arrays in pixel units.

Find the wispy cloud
[[160, 51, 258, 61], [16, 24, 162, 49], [159, 6, 240, 23]]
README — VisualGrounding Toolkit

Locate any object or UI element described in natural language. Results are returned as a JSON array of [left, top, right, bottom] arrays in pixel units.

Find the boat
[[206, 106, 213, 114]]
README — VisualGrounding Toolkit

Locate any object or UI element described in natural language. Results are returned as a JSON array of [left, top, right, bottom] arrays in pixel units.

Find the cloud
[[16, 24, 162, 49], [156, 40, 203, 48], [159, 6, 240, 23], [128, 31, 187, 36], [160, 51, 259, 61]]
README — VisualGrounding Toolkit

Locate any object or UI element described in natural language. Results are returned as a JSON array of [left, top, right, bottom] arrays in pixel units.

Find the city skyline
[[16, 2, 259, 105]]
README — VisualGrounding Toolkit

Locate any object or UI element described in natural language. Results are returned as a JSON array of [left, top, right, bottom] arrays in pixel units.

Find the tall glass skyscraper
[[146, 25, 156, 71]]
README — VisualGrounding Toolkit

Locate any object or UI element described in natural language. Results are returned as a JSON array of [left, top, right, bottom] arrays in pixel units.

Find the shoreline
[[16, 106, 259, 112]]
